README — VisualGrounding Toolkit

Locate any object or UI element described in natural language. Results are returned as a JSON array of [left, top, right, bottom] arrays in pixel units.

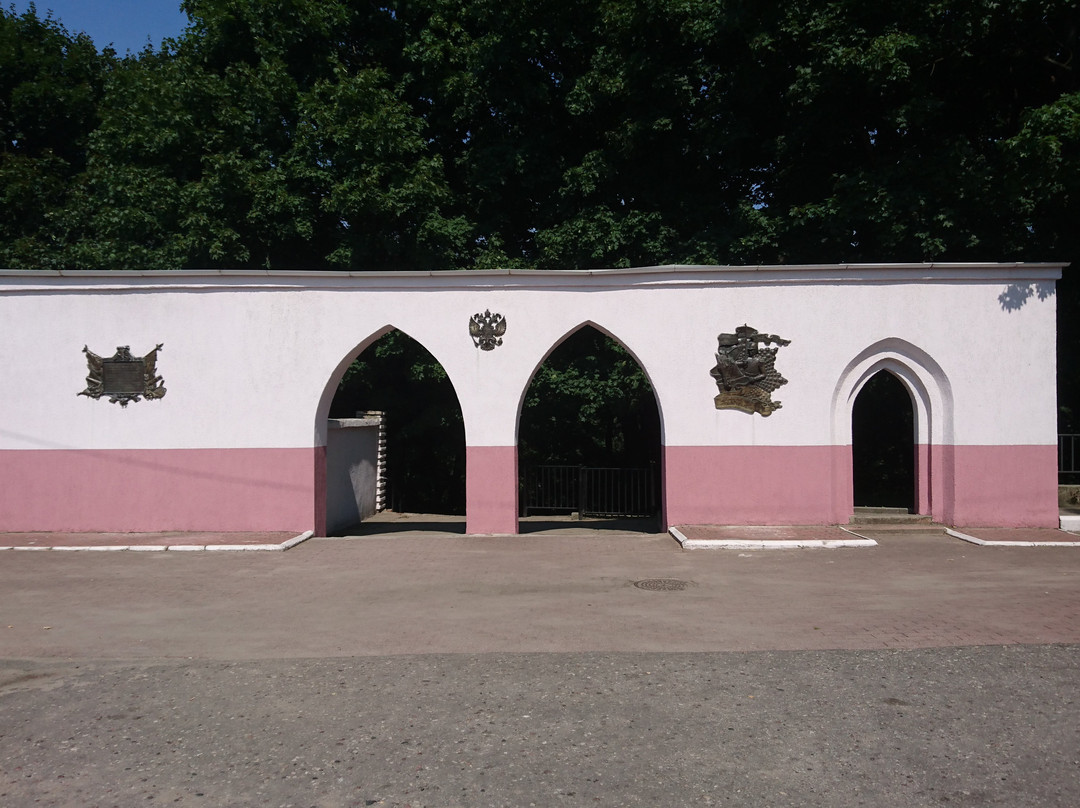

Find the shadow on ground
[[333, 512, 661, 536], [518, 515, 660, 534]]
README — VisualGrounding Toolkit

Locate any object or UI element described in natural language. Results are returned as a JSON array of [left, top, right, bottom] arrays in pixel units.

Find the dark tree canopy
[[0, 6, 111, 267], [518, 326, 661, 470], [3, 0, 1076, 272]]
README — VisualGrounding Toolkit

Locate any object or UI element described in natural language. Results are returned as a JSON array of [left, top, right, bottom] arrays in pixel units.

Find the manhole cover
[[634, 578, 693, 591]]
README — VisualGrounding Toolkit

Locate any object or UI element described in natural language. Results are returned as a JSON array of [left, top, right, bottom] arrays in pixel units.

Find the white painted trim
[[947, 528, 1080, 547], [0, 531, 318, 553], [0, 263, 1064, 293], [1060, 515, 1080, 531], [50, 545, 129, 551], [830, 338, 953, 447], [669, 526, 876, 549], [206, 544, 284, 551], [281, 530, 315, 550]]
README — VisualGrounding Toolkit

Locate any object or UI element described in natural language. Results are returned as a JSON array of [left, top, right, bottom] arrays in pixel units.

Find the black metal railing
[[522, 464, 658, 518], [1060, 434, 1080, 481]]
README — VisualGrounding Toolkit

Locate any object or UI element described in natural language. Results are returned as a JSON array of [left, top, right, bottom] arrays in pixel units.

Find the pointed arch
[[832, 338, 954, 521], [852, 370, 916, 510], [514, 320, 666, 445], [314, 324, 397, 446], [314, 325, 467, 534], [515, 321, 664, 529]]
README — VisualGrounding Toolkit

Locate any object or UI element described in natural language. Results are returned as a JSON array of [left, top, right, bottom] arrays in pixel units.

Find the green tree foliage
[[4, 0, 1076, 270], [752, 0, 1080, 263], [518, 326, 661, 469], [0, 5, 112, 268], [397, 0, 1078, 269], [5, 1, 469, 270]]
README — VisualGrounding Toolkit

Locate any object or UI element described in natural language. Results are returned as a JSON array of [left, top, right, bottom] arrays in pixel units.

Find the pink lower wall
[[0, 447, 318, 532], [313, 445, 327, 536], [663, 445, 853, 526], [466, 445, 519, 534], [948, 444, 1058, 527], [0, 442, 1056, 534], [664, 443, 1059, 529], [915, 443, 932, 517]]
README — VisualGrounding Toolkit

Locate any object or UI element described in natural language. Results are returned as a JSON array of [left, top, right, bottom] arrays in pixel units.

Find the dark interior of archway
[[852, 370, 915, 511], [518, 326, 662, 526], [330, 330, 465, 515]]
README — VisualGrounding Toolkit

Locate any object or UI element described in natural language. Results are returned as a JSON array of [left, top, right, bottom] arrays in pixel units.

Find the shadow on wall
[[999, 281, 1055, 311]]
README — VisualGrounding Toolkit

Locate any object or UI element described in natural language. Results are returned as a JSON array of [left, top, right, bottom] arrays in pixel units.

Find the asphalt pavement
[[2, 528, 1079, 807]]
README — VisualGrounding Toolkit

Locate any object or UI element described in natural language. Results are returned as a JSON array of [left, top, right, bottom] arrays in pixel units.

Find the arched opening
[[517, 325, 662, 532], [327, 329, 465, 534], [832, 339, 954, 524], [851, 370, 916, 512]]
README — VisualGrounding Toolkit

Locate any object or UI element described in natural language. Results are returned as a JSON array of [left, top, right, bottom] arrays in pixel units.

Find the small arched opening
[[851, 369, 916, 512], [832, 338, 954, 524]]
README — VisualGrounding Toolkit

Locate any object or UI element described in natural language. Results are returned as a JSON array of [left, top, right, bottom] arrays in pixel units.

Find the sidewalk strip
[[670, 526, 876, 549], [947, 528, 1080, 547], [0, 530, 315, 553]]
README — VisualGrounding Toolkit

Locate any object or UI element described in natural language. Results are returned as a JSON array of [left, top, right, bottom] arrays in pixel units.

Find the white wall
[[325, 418, 382, 534], [0, 265, 1060, 453]]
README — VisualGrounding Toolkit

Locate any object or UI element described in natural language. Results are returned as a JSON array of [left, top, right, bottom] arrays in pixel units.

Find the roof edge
[[0, 261, 1069, 280]]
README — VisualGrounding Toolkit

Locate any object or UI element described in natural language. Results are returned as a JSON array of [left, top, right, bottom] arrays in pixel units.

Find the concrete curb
[[670, 526, 877, 550], [0, 530, 315, 553], [947, 527, 1080, 547], [281, 531, 315, 550], [1059, 515, 1080, 531]]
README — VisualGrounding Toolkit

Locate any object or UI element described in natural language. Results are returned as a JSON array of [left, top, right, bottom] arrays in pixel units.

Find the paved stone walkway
[[2, 529, 1079, 807], [3, 529, 1079, 657], [949, 526, 1080, 545], [4, 518, 1079, 551]]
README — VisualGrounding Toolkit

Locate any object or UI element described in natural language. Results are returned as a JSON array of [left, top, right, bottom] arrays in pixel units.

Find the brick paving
[[4, 520, 1080, 550], [2, 528, 1080, 658], [951, 525, 1080, 544], [3, 519, 1079, 808]]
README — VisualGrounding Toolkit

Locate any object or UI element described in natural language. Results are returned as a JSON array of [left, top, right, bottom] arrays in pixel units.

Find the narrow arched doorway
[[517, 325, 662, 532], [328, 329, 466, 534], [852, 370, 915, 512]]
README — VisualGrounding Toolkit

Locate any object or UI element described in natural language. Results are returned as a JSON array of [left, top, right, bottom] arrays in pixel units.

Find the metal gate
[[522, 464, 658, 518]]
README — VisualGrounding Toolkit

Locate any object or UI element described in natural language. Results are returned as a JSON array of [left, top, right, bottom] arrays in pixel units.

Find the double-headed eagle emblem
[[711, 325, 790, 416], [469, 309, 507, 351]]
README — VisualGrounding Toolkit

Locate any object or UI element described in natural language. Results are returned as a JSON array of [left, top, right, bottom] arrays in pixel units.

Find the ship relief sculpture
[[710, 325, 790, 416], [469, 309, 507, 351], [79, 344, 166, 407]]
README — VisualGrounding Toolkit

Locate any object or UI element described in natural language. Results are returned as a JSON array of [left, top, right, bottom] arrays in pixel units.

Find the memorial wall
[[0, 264, 1062, 534]]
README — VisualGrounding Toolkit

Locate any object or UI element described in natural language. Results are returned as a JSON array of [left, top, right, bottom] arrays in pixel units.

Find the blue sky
[[10, 1, 190, 53]]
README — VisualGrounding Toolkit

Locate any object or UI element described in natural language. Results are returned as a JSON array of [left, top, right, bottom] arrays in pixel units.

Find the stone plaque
[[79, 344, 166, 407], [102, 360, 145, 394]]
